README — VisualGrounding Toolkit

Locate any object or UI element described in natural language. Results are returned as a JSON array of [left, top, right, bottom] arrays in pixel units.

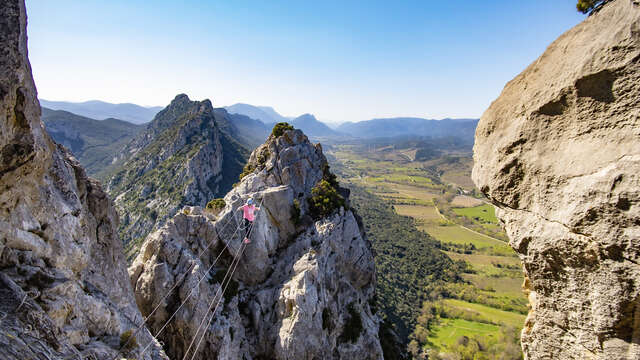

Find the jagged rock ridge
[[106, 94, 248, 254], [129, 128, 383, 359], [0, 1, 166, 359], [472, 1, 640, 359]]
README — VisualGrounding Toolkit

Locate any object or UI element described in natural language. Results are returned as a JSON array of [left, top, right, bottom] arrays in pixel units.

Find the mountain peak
[[290, 113, 338, 137], [293, 113, 316, 121], [225, 103, 289, 124], [146, 94, 214, 136], [106, 93, 247, 248], [170, 93, 190, 104]]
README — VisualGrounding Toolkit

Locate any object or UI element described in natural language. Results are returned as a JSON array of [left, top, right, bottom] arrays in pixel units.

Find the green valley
[[327, 139, 525, 359]]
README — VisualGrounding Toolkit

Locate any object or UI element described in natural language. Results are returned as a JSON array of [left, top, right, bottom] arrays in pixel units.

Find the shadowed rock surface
[[130, 128, 383, 359], [0, 1, 166, 359], [473, 1, 640, 359]]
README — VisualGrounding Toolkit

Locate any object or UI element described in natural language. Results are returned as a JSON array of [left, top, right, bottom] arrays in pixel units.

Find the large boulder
[[130, 128, 383, 359], [472, 1, 640, 359], [0, 1, 166, 359]]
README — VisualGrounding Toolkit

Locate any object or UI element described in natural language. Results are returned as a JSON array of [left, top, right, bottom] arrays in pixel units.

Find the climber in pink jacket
[[239, 198, 260, 244]]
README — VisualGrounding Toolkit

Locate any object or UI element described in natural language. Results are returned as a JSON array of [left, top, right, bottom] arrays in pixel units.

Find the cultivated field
[[329, 144, 526, 357]]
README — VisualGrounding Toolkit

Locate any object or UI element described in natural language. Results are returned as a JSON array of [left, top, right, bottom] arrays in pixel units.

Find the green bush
[[271, 122, 294, 138], [206, 198, 226, 212], [119, 329, 138, 351], [238, 163, 255, 181], [322, 163, 339, 188], [308, 180, 345, 220], [576, 0, 606, 13], [339, 303, 363, 343]]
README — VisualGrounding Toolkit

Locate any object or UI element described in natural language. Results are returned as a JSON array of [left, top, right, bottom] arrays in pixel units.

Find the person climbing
[[239, 198, 260, 244]]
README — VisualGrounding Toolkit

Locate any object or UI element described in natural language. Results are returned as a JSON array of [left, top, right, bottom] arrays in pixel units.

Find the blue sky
[[26, 0, 584, 123]]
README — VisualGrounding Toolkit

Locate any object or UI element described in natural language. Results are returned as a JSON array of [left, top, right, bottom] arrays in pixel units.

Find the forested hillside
[[349, 185, 464, 340]]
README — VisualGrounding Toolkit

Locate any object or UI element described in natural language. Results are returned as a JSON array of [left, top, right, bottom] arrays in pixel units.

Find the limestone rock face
[[130, 129, 383, 359], [472, 1, 640, 359], [0, 1, 166, 359]]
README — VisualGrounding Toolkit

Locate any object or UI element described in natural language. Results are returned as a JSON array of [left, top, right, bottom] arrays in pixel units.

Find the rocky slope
[[106, 94, 248, 254], [472, 0, 640, 359], [129, 127, 383, 359], [0, 1, 166, 359]]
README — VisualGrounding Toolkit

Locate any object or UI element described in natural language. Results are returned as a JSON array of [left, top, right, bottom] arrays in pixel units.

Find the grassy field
[[380, 183, 440, 201], [451, 195, 484, 207], [446, 252, 522, 277], [421, 223, 514, 256], [443, 299, 526, 328], [461, 274, 525, 302], [427, 318, 501, 349], [453, 203, 498, 223], [395, 204, 442, 222], [329, 144, 526, 358]]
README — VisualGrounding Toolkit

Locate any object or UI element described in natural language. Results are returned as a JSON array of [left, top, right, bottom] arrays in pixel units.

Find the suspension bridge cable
[[185, 199, 262, 360], [182, 199, 262, 360], [137, 217, 246, 358]]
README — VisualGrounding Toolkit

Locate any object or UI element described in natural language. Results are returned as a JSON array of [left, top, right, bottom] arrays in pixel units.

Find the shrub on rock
[[271, 122, 294, 138], [308, 179, 345, 220]]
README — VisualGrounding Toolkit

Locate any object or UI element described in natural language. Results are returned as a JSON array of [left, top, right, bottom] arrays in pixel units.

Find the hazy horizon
[[27, 0, 584, 123]]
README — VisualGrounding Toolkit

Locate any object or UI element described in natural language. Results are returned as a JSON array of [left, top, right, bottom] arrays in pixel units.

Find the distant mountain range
[[337, 117, 478, 142], [290, 113, 339, 137], [40, 99, 163, 124], [225, 103, 291, 124], [42, 98, 479, 144], [225, 103, 341, 138], [226, 102, 478, 141], [41, 107, 143, 176]]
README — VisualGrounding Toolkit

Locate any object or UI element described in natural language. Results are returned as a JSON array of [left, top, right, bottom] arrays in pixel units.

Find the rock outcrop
[[472, 1, 640, 359], [106, 94, 248, 254], [129, 128, 383, 359], [0, 1, 166, 359]]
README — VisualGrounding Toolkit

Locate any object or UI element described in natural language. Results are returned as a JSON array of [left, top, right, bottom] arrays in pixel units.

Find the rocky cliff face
[[106, 94, 248, 255], [472, 1, 640, 359], [129, 128, 383, 359], [0, 1, 166, 359]]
